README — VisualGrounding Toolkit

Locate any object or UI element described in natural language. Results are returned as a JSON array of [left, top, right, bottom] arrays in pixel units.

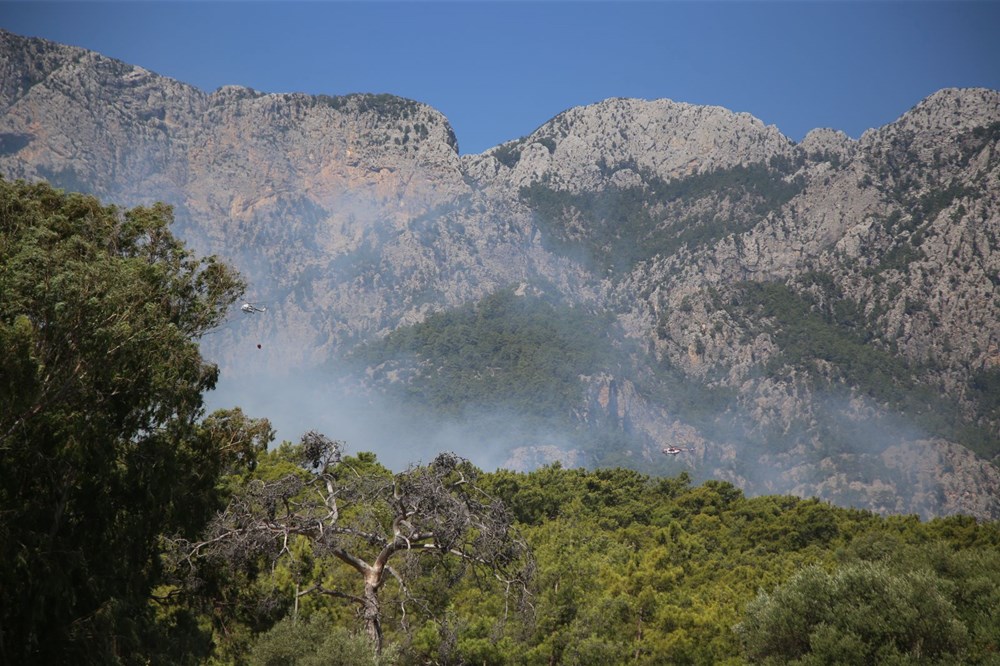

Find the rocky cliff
[[2, 29, 998, 518]]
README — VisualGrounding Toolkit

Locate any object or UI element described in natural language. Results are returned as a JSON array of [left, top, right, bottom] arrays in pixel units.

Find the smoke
[[204, 364, 585, 473], [182, 166, 991, 520], [189, 163, 617, 475], [683, 379, 950, 516]]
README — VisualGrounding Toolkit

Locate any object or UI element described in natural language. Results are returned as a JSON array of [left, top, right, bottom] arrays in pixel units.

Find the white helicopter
[[662, 446, 692, 456], [238, 302, 268, 349], [240, 302, 267, 314]]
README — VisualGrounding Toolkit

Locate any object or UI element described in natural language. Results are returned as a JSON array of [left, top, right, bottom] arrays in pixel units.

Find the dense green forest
[[353, 288, 618, 420], [174, 445, 1000, 666], [3, 180, 999, 664]]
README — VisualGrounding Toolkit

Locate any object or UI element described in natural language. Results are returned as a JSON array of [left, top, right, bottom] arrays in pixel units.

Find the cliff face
[[2, 29, 998, 518], [595, 86, 1000, 518]]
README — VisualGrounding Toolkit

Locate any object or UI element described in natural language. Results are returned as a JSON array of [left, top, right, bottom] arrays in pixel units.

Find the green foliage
[[519, 181, 656, 271], [970, 367, 1000, 420], [183, 458, 1000, 665], [961, 121, 1000, 170], [737, 562, 971, 664], [0, 131, 31, 156], [536, 136, 557, 154], [735, 280, 898, 386], [477, 467, 1000, 665], [500, 468, 1000, 666], [644, 351, 739, 439], [355, 283, 743, 470], [0, 178, 252, 664], [316, 93, 420, 120], [912, 183, 975, 223], [493, 140, 525, 168], [354, 288, 616, 420], [867, 181, 974, 276], [250, 616, 395, 666], [351, 288, 658, 465], [194, 442, 532, 660]]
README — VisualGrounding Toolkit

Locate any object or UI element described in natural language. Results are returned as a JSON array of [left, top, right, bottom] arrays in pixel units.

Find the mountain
[[2, 29, 998, 518]]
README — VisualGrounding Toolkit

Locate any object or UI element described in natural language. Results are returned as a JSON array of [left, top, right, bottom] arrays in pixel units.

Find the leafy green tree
[[736, 562, 970, 664], [0, 179, 252, 663], [179, 436, 532, 656]]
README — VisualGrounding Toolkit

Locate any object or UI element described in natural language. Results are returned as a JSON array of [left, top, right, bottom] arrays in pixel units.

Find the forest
[[2, 179, 999, 665]]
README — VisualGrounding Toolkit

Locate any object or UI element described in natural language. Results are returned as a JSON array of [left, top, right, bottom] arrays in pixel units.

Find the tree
[[178, 434, 532, 655], [735, 562, 970, 664], [0, 179, 253, 663]]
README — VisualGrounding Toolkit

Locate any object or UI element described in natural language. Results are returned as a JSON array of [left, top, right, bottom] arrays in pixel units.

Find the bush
[[736, 562, 970, 664], [250, 615, 397, 666]]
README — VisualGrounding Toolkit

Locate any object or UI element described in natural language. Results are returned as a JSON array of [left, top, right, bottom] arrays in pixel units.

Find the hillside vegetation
[[355, 288, 617, 419], [180, 443, 1000, 666]]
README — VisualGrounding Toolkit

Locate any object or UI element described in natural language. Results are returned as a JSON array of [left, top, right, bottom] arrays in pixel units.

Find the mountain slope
[[1, 29, 998, 518]]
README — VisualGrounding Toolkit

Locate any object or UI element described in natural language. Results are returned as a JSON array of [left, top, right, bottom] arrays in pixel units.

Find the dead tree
[[177, 432, 532, 654]]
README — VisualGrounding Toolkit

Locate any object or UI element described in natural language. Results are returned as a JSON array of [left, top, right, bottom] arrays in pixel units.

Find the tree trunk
[[363, 579, 383, 655]]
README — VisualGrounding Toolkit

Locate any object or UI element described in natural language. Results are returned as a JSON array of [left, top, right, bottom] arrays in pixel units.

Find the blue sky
[[3, 1, 999, 154]]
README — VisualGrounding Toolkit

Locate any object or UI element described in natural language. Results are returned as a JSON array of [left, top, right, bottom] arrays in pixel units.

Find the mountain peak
[[863, 87, 1000, 144], [466, 96, 793, 193]]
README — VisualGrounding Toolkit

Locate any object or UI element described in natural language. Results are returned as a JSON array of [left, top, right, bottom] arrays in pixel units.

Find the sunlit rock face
[[464, 97, 795, 196], [3, 28, 1000, 518]]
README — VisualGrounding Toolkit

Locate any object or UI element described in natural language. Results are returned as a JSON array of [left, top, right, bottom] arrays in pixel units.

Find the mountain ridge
[[2, 28, 998, 518]]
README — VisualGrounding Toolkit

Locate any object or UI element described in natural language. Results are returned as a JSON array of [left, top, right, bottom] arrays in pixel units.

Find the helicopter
[[238, 302, 268, 349], [240, 302, 267, 314]]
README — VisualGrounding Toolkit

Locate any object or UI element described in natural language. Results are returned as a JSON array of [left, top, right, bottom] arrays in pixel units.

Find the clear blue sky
[[3, 1, 999, 154]]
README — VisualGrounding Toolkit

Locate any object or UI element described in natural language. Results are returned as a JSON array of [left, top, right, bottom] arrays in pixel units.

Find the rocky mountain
[[2, 29, 999, 519]]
